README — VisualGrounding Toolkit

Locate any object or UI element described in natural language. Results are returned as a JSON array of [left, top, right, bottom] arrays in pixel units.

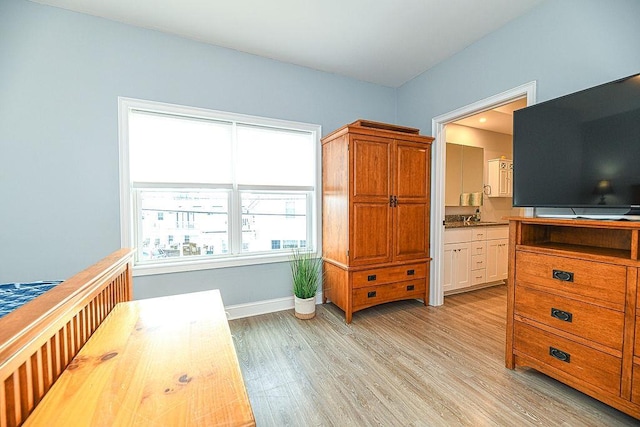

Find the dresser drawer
[[444, 228, 472, 244], [471, 228, 488, 241], [471, 241, 486, 256], [515, 286, 624, 351], [471, 269, 486, 286], [352, 263, 426, 288], [352, 279, 426, 309], [486, 226, 508, 240], [471, 254, 486, 271], [514, 321, 622, 395], [515, 251, 626, 307]]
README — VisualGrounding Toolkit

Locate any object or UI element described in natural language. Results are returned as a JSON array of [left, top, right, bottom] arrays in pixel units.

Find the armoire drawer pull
[[407, 285, 415, 291], [551, 308, 573, 322], [552, 269, 574, 282], [367, 275, 377, 281], [549, 347, 570, 363], [367, 291, 377, 298], [407, 269, 415, 275]]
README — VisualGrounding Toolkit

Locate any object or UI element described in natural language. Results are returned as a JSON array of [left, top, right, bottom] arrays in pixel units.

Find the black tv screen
[[513, 73, 640, 213]]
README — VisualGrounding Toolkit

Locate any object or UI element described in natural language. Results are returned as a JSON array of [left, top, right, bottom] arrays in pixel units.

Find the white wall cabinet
[[487, 159, 513, 198], [444, 225, 508, 294]]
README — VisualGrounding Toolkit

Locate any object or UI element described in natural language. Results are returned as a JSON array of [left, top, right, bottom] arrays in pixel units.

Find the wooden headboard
[[0, 248, 134, 427]]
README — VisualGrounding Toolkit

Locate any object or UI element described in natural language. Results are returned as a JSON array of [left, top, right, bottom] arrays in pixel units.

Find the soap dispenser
[[474, 208, 481, 222]]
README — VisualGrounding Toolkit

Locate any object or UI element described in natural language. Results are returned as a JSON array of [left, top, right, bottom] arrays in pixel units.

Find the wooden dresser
[[322, 120, 433, 323], [505, 217, 640, 419]]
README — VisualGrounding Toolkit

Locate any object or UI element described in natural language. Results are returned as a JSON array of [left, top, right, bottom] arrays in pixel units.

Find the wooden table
[[24, 290, 255, 427]]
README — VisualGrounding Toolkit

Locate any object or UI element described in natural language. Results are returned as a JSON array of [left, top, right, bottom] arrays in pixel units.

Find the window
[[119, 98, 321, 275]]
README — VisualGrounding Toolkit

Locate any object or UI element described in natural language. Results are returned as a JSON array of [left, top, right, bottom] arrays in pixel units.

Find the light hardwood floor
[[229, 286, 639, 426]]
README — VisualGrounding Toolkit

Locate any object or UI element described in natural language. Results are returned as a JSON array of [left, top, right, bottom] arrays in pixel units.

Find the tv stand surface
[[505, 217, 640, 419]]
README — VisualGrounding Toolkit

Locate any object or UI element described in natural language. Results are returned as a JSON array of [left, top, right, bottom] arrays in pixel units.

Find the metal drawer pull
[[367, 275, 377, 281], [407, 269, 415, 276], [367, 291, 377, 298], [551, 308, 573, 322], [552, 269, 574, 282], [549, 347, 570, 363], [407, 285, 415, 291]]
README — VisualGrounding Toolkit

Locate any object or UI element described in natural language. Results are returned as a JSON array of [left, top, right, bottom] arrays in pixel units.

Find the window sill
[[132, 252, 316, 277]]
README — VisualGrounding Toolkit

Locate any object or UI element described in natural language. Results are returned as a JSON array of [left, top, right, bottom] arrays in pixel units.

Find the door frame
[[429, 81, 537, 306]]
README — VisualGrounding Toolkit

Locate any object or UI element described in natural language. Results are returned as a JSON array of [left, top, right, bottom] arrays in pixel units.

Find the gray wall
[[3, 0, 640, 306], [397, 0, 640, 131], [0, 0, 395, 304]]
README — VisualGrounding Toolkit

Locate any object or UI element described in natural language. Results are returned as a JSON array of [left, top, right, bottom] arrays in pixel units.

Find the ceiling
[[454, 98, 527, 135], [30, 0, 544, 87]]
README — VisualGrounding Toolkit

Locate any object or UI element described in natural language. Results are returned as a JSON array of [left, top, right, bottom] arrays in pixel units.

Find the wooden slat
[[0, 249, 134, 426]]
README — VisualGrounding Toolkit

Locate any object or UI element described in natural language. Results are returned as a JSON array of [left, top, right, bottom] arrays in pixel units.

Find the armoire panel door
[[350, 202, 392, 266], [351, 137, 391, 200], [395, 203, 429, 261], [395, 141, 430, 199]]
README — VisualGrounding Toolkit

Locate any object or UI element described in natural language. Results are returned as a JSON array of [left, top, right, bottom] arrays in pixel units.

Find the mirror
[[445, 143, 484, 206]]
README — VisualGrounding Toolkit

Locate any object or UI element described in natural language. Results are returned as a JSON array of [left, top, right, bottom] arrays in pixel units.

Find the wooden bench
[[23, 290, 255, 426]]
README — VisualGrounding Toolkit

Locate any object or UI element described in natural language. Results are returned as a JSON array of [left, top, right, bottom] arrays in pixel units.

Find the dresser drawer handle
[[407, 269, 415, 276], [367, 275, 377, 281], [551, 308, 573, 322], [367, 291, 377, 298], [549, 347, 570, 363], [552, 269, 574, 282], [407, 285, 415, 291]]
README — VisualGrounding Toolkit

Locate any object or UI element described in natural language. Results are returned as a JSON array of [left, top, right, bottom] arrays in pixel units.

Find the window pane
[[236, 125, 314, 186], [138, 190, 229, 261], [240, 192, 308, 253], [129, 111, 233, 184]]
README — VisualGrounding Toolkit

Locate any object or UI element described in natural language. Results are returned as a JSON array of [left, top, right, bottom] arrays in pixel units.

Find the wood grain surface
[[24, 290, 255, 427], [230, 286, 638, 426]]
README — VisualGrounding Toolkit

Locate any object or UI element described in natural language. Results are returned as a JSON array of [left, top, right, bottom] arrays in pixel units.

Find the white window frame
[[118, 97, 322, 276]]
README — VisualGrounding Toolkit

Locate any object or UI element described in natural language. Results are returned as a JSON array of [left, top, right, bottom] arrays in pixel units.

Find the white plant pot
[[294, 296, 316, 319]]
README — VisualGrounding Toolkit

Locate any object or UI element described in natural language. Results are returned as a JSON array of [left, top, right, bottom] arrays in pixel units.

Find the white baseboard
[[225, 293, 323, 320]]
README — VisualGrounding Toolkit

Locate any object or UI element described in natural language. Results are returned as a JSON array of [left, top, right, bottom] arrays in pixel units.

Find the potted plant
[[290, 248, 322, 319]]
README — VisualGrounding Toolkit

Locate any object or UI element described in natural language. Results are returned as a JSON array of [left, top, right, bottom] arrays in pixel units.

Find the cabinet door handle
[[550, 308, 573, 322], [367, 291, 377, 298], [407, 269, 415, 276], [549, 347, 570, 363], [407, 285, 415, 291], [367, 274, 377, 281], [389, 195, 394, 207], [552, 269, 574, 282]]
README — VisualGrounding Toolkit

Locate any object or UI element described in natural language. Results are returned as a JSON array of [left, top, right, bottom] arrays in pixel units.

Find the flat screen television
[[513, 72, 640, 218]]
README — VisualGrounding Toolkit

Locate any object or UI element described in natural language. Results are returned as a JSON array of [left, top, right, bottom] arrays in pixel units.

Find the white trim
[[430, 81, 537, 306], [118, 96, 323, 273], [225, 293, 323, 320]]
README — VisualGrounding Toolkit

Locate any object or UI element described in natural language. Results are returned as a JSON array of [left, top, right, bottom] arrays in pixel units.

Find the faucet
[[464, 215, 473, 224]]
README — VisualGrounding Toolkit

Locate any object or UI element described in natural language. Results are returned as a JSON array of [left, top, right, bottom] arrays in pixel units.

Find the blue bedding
[[0, 281, 62, 319]]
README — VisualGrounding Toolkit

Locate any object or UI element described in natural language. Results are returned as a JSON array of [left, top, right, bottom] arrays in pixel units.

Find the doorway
[[429, 82, 536, 306]]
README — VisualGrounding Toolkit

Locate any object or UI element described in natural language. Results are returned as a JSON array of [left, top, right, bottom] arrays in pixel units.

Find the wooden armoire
[[321, 120, 433, 323]]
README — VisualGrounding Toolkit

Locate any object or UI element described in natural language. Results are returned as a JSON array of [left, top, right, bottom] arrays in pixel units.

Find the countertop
[[444, 221, 509, 229]]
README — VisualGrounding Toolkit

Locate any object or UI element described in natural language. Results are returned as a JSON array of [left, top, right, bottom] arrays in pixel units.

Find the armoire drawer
[[352, 280, 426, 309], [352, 263, 426, 288], [514, 321, 622, 395], [515, 286, 624, 351], [515, 251, 626, 307]]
